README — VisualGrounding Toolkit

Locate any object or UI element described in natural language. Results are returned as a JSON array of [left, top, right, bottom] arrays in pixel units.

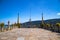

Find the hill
[[21, 18, 60, 28]]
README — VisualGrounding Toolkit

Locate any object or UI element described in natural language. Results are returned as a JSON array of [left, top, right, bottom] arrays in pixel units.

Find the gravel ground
[[0, 28, 60, 40]]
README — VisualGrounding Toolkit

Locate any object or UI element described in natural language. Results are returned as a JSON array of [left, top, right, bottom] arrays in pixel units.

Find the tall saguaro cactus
[[8, 21, 10, 30], [17, 13, 20, 28]]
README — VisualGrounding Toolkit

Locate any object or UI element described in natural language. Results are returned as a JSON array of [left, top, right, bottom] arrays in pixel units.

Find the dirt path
[[0, 28, 60, 40]]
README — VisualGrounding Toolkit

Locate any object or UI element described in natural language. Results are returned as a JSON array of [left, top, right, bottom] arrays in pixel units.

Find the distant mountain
[[21, 18, 60, 28], [44, 19, 60, 24]]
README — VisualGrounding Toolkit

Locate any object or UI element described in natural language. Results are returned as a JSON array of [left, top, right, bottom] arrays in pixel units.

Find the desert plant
[[46, 23, 50, 30], [0, 23, 4, 32], [56, 23, 60, 32], [17, 23, 20, 28]]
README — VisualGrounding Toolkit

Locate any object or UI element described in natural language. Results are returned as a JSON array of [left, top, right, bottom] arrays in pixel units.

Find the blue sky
[[0, 0, 60, 24]]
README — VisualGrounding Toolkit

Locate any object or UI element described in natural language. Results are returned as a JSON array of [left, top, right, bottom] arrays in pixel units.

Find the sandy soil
[[0, 28, 60, 40]]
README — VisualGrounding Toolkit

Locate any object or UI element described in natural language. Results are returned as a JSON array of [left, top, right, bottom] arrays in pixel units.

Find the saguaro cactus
[[8, 21, 10, 30]]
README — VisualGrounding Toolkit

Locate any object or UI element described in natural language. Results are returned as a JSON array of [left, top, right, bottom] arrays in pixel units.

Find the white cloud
[[57, 13, 60, 15]]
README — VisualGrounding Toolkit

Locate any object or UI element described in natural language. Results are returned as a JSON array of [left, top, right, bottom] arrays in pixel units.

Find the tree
[[50, 24, 53, 31], [46, 23, 50, 30], [10, 23, 16, 29], [56, 23, 60, 32], [0, 23, 4, 32], [13, 23, 17, 28], [40, 23, 44, 28], [17, 23, 20, 28]]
